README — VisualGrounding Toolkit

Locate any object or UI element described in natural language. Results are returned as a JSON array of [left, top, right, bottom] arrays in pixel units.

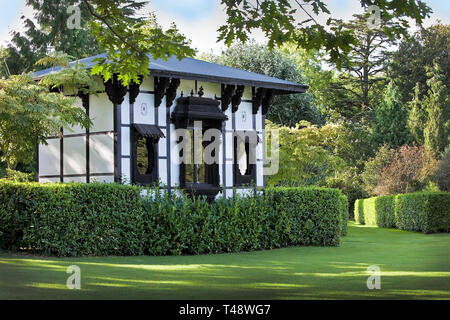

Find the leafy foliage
[[326, 14, 397, 121], [355, 196, 396, 228], [361, 144, 396, 195], [219, 0, 431, 68], [423, 62, 450, 155], [372, 82, 411, 149], [200, 42, 324, 126], [373, 145, 438, 196], [434, 146, 450, 191], [355, 192, 449, 233], [84, 1, 196, 85], [0, 74, 91, 169], [0, 181, 348, 256], [266, 121, 345, 187], [2, 0, 103, 76], [0, 181, 146, 256], [389, 24, 449, 104], [0, 52, 99, 169], [395, 192, 450, 234], [408, 83, 427, 144]]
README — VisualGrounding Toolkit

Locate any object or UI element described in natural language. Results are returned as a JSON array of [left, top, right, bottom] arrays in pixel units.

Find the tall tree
[[423, 62, 450, 155], [4, 0, 107, 75], [407, 83, 427, 144], [372, 82, 411, 149], [200, 42, 324, 126], [326, 14, 397, 122], [389, 24, 449, 104]]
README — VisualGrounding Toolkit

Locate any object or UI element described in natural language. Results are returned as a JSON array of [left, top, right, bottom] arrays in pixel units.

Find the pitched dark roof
[[133, 123, 165, 139], [33, 53, 308, 94]]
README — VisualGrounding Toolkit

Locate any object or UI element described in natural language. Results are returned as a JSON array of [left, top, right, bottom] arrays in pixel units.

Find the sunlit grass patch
[[1, 223, 449, 300]]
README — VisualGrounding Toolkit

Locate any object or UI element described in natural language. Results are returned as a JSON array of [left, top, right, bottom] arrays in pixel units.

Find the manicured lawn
[[0, 222, 449, 300]]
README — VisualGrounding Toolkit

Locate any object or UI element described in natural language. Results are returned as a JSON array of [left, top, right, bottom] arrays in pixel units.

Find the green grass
[[1, 222, 449, 300]]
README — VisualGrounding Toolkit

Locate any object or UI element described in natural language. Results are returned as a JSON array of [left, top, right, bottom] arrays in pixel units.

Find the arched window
[[131, 124, 164, 185]]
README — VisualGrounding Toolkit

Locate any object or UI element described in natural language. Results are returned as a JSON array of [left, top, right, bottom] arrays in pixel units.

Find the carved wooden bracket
[[129, 75, 144, 104], [252, 87, 267, 114], [221, 84, 235, 112], [154, 77, 170, 107], [262, 89, 273, 115], [103, 74, 127, 105], [77, 92, 89, 110], [166, 78, 181, 107], [231, 85, 245, 113]]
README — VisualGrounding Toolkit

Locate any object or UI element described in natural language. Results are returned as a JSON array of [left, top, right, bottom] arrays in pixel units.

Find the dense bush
[[373, 145, 438, 196], [141, 186, 348, 255], [354, 192, 449, 233], [354, 199, 364, 225], [0, 181, 348, 256], [356, 196, 396, 228], [395, 192, 450, 234], [0, 181, 146, 256], [374, 195, 396, 228], [434, 147, 450, 191]]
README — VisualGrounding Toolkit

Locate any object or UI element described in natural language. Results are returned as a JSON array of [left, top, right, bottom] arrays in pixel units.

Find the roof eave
[[149, 69, 308, 94]]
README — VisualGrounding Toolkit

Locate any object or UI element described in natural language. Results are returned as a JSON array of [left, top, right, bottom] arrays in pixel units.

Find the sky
[[0, 0, 449, 55]]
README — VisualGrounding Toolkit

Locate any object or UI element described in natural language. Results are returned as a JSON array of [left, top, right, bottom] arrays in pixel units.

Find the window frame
[[131, 127, 159, 186], [233, 132, 257, 187]]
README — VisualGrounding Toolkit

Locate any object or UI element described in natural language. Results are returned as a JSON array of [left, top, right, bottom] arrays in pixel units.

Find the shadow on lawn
[[0, 223, 449, 300]]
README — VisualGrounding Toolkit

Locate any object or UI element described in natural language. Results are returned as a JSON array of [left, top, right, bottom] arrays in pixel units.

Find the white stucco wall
[[39, 76, 266, 196]]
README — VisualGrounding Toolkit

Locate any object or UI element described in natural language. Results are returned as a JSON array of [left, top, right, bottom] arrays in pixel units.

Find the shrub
[[354, 192, 449, 233], [362, 198, 377, 226], [375, 195, 396, 228], [0, 181, 145, 256], [354, 199, 365, 224], [395, 192, 450, 234], [0, 181, 348, 256], [434, 147, 450, 191], [374, 145, 438, 196], [0, 168, 34, 182], [361, 144, 396, 195]]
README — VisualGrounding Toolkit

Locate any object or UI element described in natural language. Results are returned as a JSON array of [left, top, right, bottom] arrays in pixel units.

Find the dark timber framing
[[36, 58, 289, 195]]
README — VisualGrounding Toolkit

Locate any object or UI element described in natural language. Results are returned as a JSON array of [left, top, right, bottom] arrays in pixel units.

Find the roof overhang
[[32, 53, 309, 95]]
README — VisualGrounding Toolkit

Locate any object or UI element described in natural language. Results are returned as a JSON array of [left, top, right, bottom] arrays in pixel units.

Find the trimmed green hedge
[[375, 195, 396, 228], [395, 192, 450, 234], [354, 199, 364, 225], [0, 181, 146, 256], [0, 181, 348, 256], [354, 192, 449, 233]]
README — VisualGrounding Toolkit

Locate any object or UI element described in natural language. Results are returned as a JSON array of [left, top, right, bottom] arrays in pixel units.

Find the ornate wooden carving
[[198, 86, 204, 97], [77, 92, 89, 110], [154, 77, 170, 107], [252, 87, 266, 114], [103, 74, 127, 105], [221, 84, 235, 112], [262, 89, 273, 115], [129, 75, 144, 104], [165, 78, 181, 107], [231, 85, 245, 113]]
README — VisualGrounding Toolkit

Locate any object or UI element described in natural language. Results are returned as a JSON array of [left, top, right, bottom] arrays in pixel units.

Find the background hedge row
[[354, 192, 449, 233], [0, 181, 348, 256]]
